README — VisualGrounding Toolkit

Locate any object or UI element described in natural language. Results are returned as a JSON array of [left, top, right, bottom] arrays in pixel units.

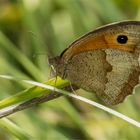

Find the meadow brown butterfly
[[49, 21, 140, 105]]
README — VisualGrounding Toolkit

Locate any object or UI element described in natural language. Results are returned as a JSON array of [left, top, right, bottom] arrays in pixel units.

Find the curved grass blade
[[0, 75, 140, 128], [0, 118, 35, 140], [0, 75, 70, 109]]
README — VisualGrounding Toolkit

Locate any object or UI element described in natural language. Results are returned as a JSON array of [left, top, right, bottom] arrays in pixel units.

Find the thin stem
[[0, 92, 62, 118], [0, 85, 78, 118]]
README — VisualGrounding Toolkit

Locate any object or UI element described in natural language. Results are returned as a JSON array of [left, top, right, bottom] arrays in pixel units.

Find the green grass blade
[[0, 118, 34, 140], [0, 77, 69, 109], [0, 31, 44, 81]]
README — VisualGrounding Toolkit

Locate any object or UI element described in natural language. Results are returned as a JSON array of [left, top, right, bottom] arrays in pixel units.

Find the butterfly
[[49, 21, 140, 105]]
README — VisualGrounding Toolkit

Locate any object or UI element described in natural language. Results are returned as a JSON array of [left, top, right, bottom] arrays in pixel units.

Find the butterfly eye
[[117, 35, 128, 44]]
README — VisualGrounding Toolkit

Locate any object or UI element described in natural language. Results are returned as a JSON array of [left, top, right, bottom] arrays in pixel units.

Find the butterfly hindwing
[[103, 49, 140, 105], [61, 49, 140, 105]]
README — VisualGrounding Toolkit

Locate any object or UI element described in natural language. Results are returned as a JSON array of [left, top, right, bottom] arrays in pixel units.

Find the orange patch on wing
[[62, 34, 133, 62]]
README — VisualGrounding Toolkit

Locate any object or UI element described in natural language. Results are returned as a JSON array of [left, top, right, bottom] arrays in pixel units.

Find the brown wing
[[63, 49, 140, 105], [64, 49, 112, 101], [102, 49, 140, 105]]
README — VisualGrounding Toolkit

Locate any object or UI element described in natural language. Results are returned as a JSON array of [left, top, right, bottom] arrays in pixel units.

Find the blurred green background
[[0, 0, 140, 140]]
